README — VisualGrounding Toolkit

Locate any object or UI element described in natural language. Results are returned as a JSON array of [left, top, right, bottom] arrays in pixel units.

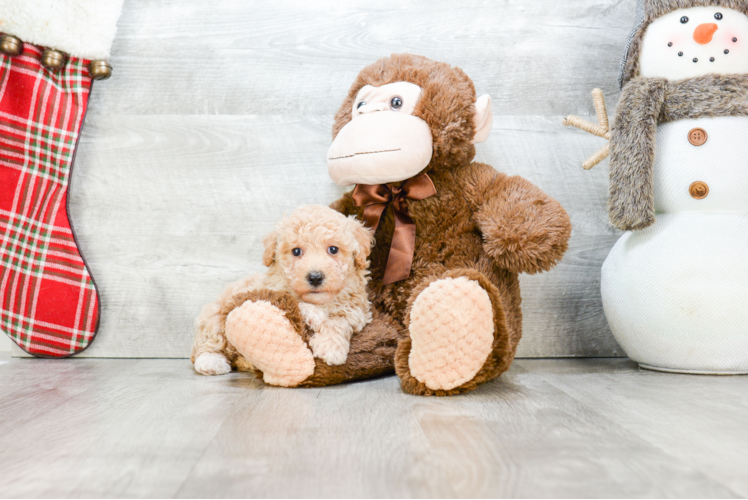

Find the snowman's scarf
[[608, 74, 748, 231]]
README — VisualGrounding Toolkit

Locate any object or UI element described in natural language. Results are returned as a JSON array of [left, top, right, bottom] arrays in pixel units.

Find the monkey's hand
[[474, 172, 571, 275]]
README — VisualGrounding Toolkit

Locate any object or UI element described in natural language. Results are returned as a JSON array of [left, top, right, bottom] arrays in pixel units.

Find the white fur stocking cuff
[[0, 0, 124, 59]]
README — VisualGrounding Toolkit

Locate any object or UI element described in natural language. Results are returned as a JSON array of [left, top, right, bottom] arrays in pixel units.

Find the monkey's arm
[[468, 163, 571, 274]]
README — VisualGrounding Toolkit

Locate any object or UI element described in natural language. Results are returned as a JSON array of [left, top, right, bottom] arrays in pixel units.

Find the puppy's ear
[[350, 218, 374, 269], [262, 230, 278, 267]]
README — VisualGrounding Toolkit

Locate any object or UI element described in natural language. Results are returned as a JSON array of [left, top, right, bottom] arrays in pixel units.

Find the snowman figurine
[[568, 0, 748, 373]]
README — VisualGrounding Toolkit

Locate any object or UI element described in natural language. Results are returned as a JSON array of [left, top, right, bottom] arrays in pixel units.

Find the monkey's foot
[[408, 277, 495, 391], [225, 300, 315, 387]]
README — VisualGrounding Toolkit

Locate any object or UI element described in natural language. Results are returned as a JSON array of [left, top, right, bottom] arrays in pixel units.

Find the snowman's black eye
[[715, 13, 723, 20], [292, 248, 302, 257], [357, 101, 366, 109], [681, 16, 689, 23], [390, 96, 403, 110]]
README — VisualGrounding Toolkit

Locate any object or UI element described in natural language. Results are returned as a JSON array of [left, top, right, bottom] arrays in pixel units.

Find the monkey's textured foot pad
[[225, 300, 315, 387], [408, 277, 494, 391]]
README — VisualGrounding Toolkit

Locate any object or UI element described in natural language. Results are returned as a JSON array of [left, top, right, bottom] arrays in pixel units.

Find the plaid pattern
[[0, 41, 100, 357]]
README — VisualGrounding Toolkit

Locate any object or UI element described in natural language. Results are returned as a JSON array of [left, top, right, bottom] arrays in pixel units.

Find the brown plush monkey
[[224, 54, 572, 395]]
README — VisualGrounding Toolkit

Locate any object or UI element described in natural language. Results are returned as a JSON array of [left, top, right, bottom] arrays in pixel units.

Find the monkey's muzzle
[[327, 112, 433, 187]]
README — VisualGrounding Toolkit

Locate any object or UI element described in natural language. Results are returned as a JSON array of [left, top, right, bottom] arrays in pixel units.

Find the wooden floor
[[1, 359, 746, 498]]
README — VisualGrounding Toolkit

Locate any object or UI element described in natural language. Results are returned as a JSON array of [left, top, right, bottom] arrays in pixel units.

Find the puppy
[[191, 205, 374, 376]]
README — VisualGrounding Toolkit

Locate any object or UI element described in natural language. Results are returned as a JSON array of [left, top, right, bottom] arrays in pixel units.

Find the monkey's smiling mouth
[[328, 148, 401, 161]]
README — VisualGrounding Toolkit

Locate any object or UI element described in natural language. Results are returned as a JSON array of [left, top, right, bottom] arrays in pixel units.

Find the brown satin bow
[[352, 173, 437, 285]]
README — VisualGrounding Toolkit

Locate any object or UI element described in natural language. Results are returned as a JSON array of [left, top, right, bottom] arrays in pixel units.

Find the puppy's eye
[[390, 96, 403, 110], [292, 248, 302, 257], [328, 246, 339, 255], [715, 12, 723, 20], [681, 16, 689, 24], [357, 101, 366, 110]]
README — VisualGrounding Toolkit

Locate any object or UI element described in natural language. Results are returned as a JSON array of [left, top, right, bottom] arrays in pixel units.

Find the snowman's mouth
[[669, 37, 738, 64], [675, 50, 729, 63]]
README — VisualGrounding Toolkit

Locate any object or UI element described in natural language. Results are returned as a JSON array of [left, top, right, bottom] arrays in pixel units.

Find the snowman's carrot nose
[[694, 23, 719, 44]]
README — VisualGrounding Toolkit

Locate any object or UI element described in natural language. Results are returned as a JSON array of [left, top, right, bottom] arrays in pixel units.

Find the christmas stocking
[[0, 1, 124, 357]]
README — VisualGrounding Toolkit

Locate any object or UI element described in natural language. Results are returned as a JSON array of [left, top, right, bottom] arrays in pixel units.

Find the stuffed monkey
[[224, 54, 572, 395]]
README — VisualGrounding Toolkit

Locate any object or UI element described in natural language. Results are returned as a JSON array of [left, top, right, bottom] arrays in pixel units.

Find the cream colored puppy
[[191, 205, 373, 376]]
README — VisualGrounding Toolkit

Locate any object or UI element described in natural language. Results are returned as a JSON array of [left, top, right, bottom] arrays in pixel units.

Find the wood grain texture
[[0, 358, 746, 498], [93, 0, 632, 117], [6, 0, 638, 357], [0, 334, 10, 354], [62, 114, 620, 359]]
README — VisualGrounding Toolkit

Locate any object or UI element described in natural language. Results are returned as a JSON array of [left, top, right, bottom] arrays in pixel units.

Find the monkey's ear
[[472, 94, 493, 144], [262, 231, 278, 267]]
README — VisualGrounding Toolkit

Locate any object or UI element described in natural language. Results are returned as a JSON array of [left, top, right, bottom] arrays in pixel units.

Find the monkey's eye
[[681, 16, 689, 23], [328, 246, 339, 255], [292, 248, 302, 257], [390, 96, 403, 110], [715, 12, 723, 20], [357, 101, 366, 110]]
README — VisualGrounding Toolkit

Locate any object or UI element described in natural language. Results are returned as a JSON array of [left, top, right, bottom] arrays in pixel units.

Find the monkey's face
[[327, 82, 433, 187]]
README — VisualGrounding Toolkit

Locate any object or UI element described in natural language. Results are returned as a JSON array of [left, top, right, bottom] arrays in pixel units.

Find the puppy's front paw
[[194, 352, 232, 376], [299, 302, 327, 330], [309, 332, 350, 366]]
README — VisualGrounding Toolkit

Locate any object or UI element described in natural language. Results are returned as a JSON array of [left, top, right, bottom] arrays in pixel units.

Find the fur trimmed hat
[[618, 0, 748, 88]]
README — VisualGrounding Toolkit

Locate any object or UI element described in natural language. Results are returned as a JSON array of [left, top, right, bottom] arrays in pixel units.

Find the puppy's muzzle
[[306, 271, 325, 288]]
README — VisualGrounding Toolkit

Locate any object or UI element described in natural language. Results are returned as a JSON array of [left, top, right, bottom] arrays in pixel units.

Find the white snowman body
[[602, 6, 748, 373], [603, 117, 748, 373]]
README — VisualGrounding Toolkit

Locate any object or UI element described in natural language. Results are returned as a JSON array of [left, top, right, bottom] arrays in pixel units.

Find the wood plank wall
[[14, 0, 639, 357]]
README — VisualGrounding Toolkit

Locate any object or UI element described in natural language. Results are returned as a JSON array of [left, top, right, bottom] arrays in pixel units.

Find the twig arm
[[592, 88, 609, 131], [563, 89, 612, 170], [563, 115, 610, 140], [583, 144, 610, 170]]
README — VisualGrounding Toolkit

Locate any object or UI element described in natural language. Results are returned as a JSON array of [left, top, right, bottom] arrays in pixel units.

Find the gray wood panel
[[95, 0, 632, 117], [64, 114, 621, 359], [1, 358, 746, 498], [7, 0, 637, 357]]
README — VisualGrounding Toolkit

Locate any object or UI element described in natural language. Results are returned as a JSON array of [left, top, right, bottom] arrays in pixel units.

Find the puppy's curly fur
[[191, 205, 374, 375]]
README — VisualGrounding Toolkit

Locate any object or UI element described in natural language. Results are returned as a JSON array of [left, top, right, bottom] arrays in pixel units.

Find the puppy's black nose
[[307, 271, 325, 288]]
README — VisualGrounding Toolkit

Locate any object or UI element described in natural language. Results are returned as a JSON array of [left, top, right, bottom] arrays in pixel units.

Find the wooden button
[[689, 181, 709, 199], [688, 128, 708, 146]]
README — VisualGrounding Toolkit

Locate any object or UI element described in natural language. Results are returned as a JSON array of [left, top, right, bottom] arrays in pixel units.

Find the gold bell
[[0, 34, 23, 57], [88, 60, 113, 81], [41, 49, 67, 70]]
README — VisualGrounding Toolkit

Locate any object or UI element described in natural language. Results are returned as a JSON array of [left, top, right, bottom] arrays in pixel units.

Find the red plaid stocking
[[0, 41, 100, 357]]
